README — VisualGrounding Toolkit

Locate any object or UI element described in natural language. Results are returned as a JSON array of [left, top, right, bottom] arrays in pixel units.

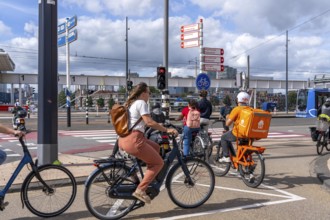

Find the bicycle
[[209, 137, 266, 188], [316, 117, 330, 155], [84, 125, 215, 220], [0, 135, 77, 217], [177, 123, 213, 161]]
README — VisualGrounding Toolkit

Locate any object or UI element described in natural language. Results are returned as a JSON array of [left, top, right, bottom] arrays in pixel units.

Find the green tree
[[222, 95, 232, 106], [108, 98, 115, 109], [288, 91, 297, 111], [96, 97, 105, 108], [117, 86, 126, 94], [58, 90, 66, 107], [86, 96, 93, 107]]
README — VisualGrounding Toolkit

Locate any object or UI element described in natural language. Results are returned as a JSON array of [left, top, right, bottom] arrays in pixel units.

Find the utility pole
[[38, 0, 58, 164], [285, 30, 289, 114], [125, 17, 129, 99]]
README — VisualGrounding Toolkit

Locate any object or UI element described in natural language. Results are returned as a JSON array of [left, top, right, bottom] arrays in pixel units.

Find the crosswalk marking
[[58, 128, 308, 145]]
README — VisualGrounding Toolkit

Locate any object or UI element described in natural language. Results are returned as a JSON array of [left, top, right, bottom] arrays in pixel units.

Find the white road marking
[[161, 183, 305, 220]]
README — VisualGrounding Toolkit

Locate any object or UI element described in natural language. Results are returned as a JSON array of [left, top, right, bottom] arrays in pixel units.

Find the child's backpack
[[235, 108, 272, 139], [110, 104, 142, 137], [186, 109, 200, 128]]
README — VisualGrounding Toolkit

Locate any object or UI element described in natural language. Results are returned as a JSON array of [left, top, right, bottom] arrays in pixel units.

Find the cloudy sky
[[1, 0, 330, 81]]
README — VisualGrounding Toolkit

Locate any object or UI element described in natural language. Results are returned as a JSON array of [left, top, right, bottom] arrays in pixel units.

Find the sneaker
[[248, 174, 255, 183], [132, 189, 151, 204], [218, 157, 231, 163]]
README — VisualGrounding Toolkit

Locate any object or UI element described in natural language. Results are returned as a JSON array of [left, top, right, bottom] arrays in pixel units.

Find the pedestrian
[[198, 90, 213, 132], [0, 124, 25, 165], [118, 82, 177, 204], [218, 91, 250, 163], [220, 95, 233, 132]]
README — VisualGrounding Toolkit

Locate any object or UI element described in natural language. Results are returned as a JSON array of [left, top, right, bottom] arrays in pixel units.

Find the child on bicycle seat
[[0, 124, 25, 165], [218, 91, 250, 163], [176, 99, 201, 157]]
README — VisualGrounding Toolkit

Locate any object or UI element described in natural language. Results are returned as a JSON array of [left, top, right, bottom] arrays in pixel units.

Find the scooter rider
[[218, 91, 251, 163]]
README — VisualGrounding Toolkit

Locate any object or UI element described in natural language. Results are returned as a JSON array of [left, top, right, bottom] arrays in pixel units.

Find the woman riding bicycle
[[118, 82, 177, 204], [218, 91, 251, 163]]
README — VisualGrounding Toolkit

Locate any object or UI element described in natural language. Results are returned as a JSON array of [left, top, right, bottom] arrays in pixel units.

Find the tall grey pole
[[286, 30, 289, 114], [164, 0, 169, 89], [125, 17, 129, 99], [247, 55, 250, 90], [38, 0, 58, 164], [66, 18, 71, 127]]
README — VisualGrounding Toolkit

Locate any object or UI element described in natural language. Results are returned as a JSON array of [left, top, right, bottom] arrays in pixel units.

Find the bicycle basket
[[317, 120, 329, 131]]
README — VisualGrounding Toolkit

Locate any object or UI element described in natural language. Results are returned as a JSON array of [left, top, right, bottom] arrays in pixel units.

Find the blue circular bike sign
[[196, 73, 211, 90]]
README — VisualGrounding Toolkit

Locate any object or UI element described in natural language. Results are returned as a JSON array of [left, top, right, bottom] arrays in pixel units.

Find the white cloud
[[0, 21, 12, 38]]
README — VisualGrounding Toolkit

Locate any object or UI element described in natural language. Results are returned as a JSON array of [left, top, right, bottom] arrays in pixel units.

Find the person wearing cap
[[218, 91, 251, 163], [198, 90, 213, 132]]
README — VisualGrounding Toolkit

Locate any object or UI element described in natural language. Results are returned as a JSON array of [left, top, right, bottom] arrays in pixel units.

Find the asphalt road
[[1, 114, 330, 219]]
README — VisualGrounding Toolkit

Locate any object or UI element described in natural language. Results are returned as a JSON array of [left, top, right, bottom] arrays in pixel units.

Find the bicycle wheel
[[84, 164, 138, 220], [316, 132, 325, 155], [166, 158, 215, 208], [209, 142, 231, 176], [238, 152, 265, 188], [192, 135, 206, 159], [22, 164, 77, 218]]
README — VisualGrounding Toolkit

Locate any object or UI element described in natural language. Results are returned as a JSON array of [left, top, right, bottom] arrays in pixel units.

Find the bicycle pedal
[[0, 201, 9, 211]]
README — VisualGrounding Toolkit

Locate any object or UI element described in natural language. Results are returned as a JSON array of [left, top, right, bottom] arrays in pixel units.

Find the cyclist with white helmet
[[218, 91, 251, 163]]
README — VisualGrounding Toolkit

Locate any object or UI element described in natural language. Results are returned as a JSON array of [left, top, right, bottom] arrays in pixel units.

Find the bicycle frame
[[0, 138, 53, 207], [229, 142, 265, 169]]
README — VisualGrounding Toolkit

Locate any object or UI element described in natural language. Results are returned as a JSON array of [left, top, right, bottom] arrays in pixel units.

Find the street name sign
[[181, 32, 199, 41], [180, 23, 199, 33], [58, 15, 77, 35], [58, 29, 78, 47], [202, 64, 224, 72], [202, 56, 224, 63], [181, 40, 200, 48], [202, 47, 224, 56]]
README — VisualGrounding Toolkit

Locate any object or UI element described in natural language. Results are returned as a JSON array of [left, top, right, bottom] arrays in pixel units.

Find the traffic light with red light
[[157, 67, 166, 90]]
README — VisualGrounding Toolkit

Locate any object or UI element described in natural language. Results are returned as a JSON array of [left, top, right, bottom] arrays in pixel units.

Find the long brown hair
[[125, 82, 149, 107]]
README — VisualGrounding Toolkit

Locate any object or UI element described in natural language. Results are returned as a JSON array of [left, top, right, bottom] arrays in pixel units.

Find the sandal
[[132, 189, 151, 204]]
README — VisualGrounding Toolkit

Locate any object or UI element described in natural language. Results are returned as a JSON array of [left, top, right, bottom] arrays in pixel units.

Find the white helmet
[[237, 92, 250, 104]]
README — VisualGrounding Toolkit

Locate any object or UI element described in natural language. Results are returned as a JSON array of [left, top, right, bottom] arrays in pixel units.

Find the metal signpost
[[57, 15, 78, 127]]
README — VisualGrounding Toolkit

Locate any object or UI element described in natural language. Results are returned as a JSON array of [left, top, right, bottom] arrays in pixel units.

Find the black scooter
[[12, 107, 27, 131]]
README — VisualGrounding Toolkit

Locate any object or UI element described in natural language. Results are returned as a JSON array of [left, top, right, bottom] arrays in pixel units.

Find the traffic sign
[[58, 29, 78, 47], [202, 64, 224, 72], [180, 32, 199, 41], [180, 23, 199, 33], [202, 56, 224, 63], [58, 15, 77, 35], [202, 47, 224, 56], [181, 40, 200, 48], [196, 73, 211, 90]]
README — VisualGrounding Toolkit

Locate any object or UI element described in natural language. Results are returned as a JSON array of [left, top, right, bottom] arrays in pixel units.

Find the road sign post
[[58, 15, 78, 128]]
